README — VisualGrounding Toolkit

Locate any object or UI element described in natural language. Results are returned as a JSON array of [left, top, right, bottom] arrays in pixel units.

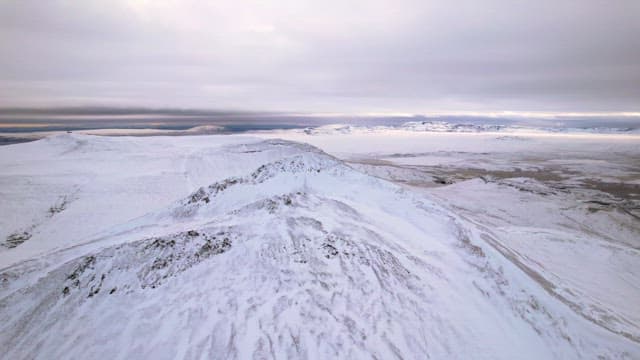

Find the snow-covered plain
[[0, 129, 639, 359]]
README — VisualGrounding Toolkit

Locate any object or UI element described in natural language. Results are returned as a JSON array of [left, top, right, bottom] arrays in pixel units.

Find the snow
[[300, 121, 640, 135], [428, 178, 640, 341], [0, 132, 639, 359]]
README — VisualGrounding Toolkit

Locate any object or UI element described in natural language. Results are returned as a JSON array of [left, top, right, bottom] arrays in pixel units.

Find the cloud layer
[[1, 0, 639, 112]]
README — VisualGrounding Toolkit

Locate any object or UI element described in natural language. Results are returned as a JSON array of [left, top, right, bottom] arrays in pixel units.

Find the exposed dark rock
[[3, 232, 32, 249], [322, 243, 339, 259]]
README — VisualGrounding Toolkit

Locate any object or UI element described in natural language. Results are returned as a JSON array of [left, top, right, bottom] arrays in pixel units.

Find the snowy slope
[[428, 178, 640, 339], [0, 134, 300, 267], [253, 126, 640, 339], [0, 135, 638, 359]]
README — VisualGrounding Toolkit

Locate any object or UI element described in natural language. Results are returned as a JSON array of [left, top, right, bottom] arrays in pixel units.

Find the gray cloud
[[1, 0, 639, 113]]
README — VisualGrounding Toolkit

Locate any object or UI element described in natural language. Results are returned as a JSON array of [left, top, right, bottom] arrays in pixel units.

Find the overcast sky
[[1, 0, 639, 114]]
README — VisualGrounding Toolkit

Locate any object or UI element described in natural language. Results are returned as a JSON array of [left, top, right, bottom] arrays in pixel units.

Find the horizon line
[[1, 106, 640, 119]]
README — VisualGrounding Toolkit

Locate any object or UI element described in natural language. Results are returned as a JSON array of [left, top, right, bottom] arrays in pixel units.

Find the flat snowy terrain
[[0, 130, 638, 359]]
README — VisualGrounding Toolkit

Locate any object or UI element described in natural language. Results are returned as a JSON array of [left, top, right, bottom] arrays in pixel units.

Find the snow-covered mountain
[[0, 134, 638, 359]]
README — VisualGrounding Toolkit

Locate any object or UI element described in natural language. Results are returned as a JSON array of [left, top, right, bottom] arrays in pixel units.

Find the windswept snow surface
[[0, 134, 639, 359]]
